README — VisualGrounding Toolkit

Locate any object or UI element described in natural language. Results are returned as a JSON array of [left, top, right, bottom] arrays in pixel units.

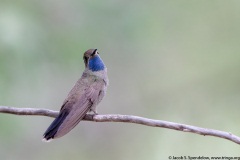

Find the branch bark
[[0, 105, 239, 145]]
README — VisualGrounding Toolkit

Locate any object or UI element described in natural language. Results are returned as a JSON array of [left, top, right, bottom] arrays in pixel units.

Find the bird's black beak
[[91, 49, 98, 56]]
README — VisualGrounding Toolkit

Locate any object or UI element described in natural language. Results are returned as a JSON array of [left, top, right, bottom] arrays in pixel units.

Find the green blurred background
[[0, 0, 240, 159]]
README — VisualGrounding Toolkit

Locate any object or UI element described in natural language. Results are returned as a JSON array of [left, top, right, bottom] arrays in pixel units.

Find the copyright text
[[168, 156, 240, 160]]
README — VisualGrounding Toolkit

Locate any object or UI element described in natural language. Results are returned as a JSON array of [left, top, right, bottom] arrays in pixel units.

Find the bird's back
[[43, 69, 108, 141]]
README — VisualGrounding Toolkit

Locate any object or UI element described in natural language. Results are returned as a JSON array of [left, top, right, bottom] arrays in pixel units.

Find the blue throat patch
[[88, 55, 105, 72]]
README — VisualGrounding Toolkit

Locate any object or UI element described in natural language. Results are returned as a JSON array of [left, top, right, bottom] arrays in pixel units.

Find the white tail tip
[[42, 138, 53, 142]]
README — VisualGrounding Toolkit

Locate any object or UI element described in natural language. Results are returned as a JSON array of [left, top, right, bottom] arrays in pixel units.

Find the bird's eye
[[84, 56, 88, 65]]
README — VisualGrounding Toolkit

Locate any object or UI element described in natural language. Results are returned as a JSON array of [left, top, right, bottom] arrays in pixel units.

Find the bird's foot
[[89, 109, 98, 115]]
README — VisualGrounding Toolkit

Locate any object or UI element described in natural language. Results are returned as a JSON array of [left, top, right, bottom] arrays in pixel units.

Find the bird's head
[[83, 49, 105, 72]]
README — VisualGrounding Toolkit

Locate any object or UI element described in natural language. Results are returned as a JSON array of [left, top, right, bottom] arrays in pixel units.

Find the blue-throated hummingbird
[[43, 49, 108, 141]]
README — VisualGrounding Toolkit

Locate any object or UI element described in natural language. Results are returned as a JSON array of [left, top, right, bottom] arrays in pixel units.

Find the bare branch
[[0, 106, 58, 117], [0, 106, 239, 145]]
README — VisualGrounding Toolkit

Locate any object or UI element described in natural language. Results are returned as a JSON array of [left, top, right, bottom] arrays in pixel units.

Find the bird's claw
[[89, 109, 98, 115]]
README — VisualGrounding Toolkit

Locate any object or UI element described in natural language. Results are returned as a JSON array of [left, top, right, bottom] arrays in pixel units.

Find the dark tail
[[43, 110, 69, 142]]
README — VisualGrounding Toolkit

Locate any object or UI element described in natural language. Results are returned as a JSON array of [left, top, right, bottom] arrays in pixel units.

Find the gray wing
[[52, 78, 105, 139], [43, 72, 106, 141]]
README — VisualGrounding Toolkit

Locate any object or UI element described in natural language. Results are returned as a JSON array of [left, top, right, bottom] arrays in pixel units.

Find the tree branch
[[0, 106, 239, 145]]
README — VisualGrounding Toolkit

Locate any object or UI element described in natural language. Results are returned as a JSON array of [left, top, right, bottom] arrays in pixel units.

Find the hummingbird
[[43, 49, 108, 142]]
